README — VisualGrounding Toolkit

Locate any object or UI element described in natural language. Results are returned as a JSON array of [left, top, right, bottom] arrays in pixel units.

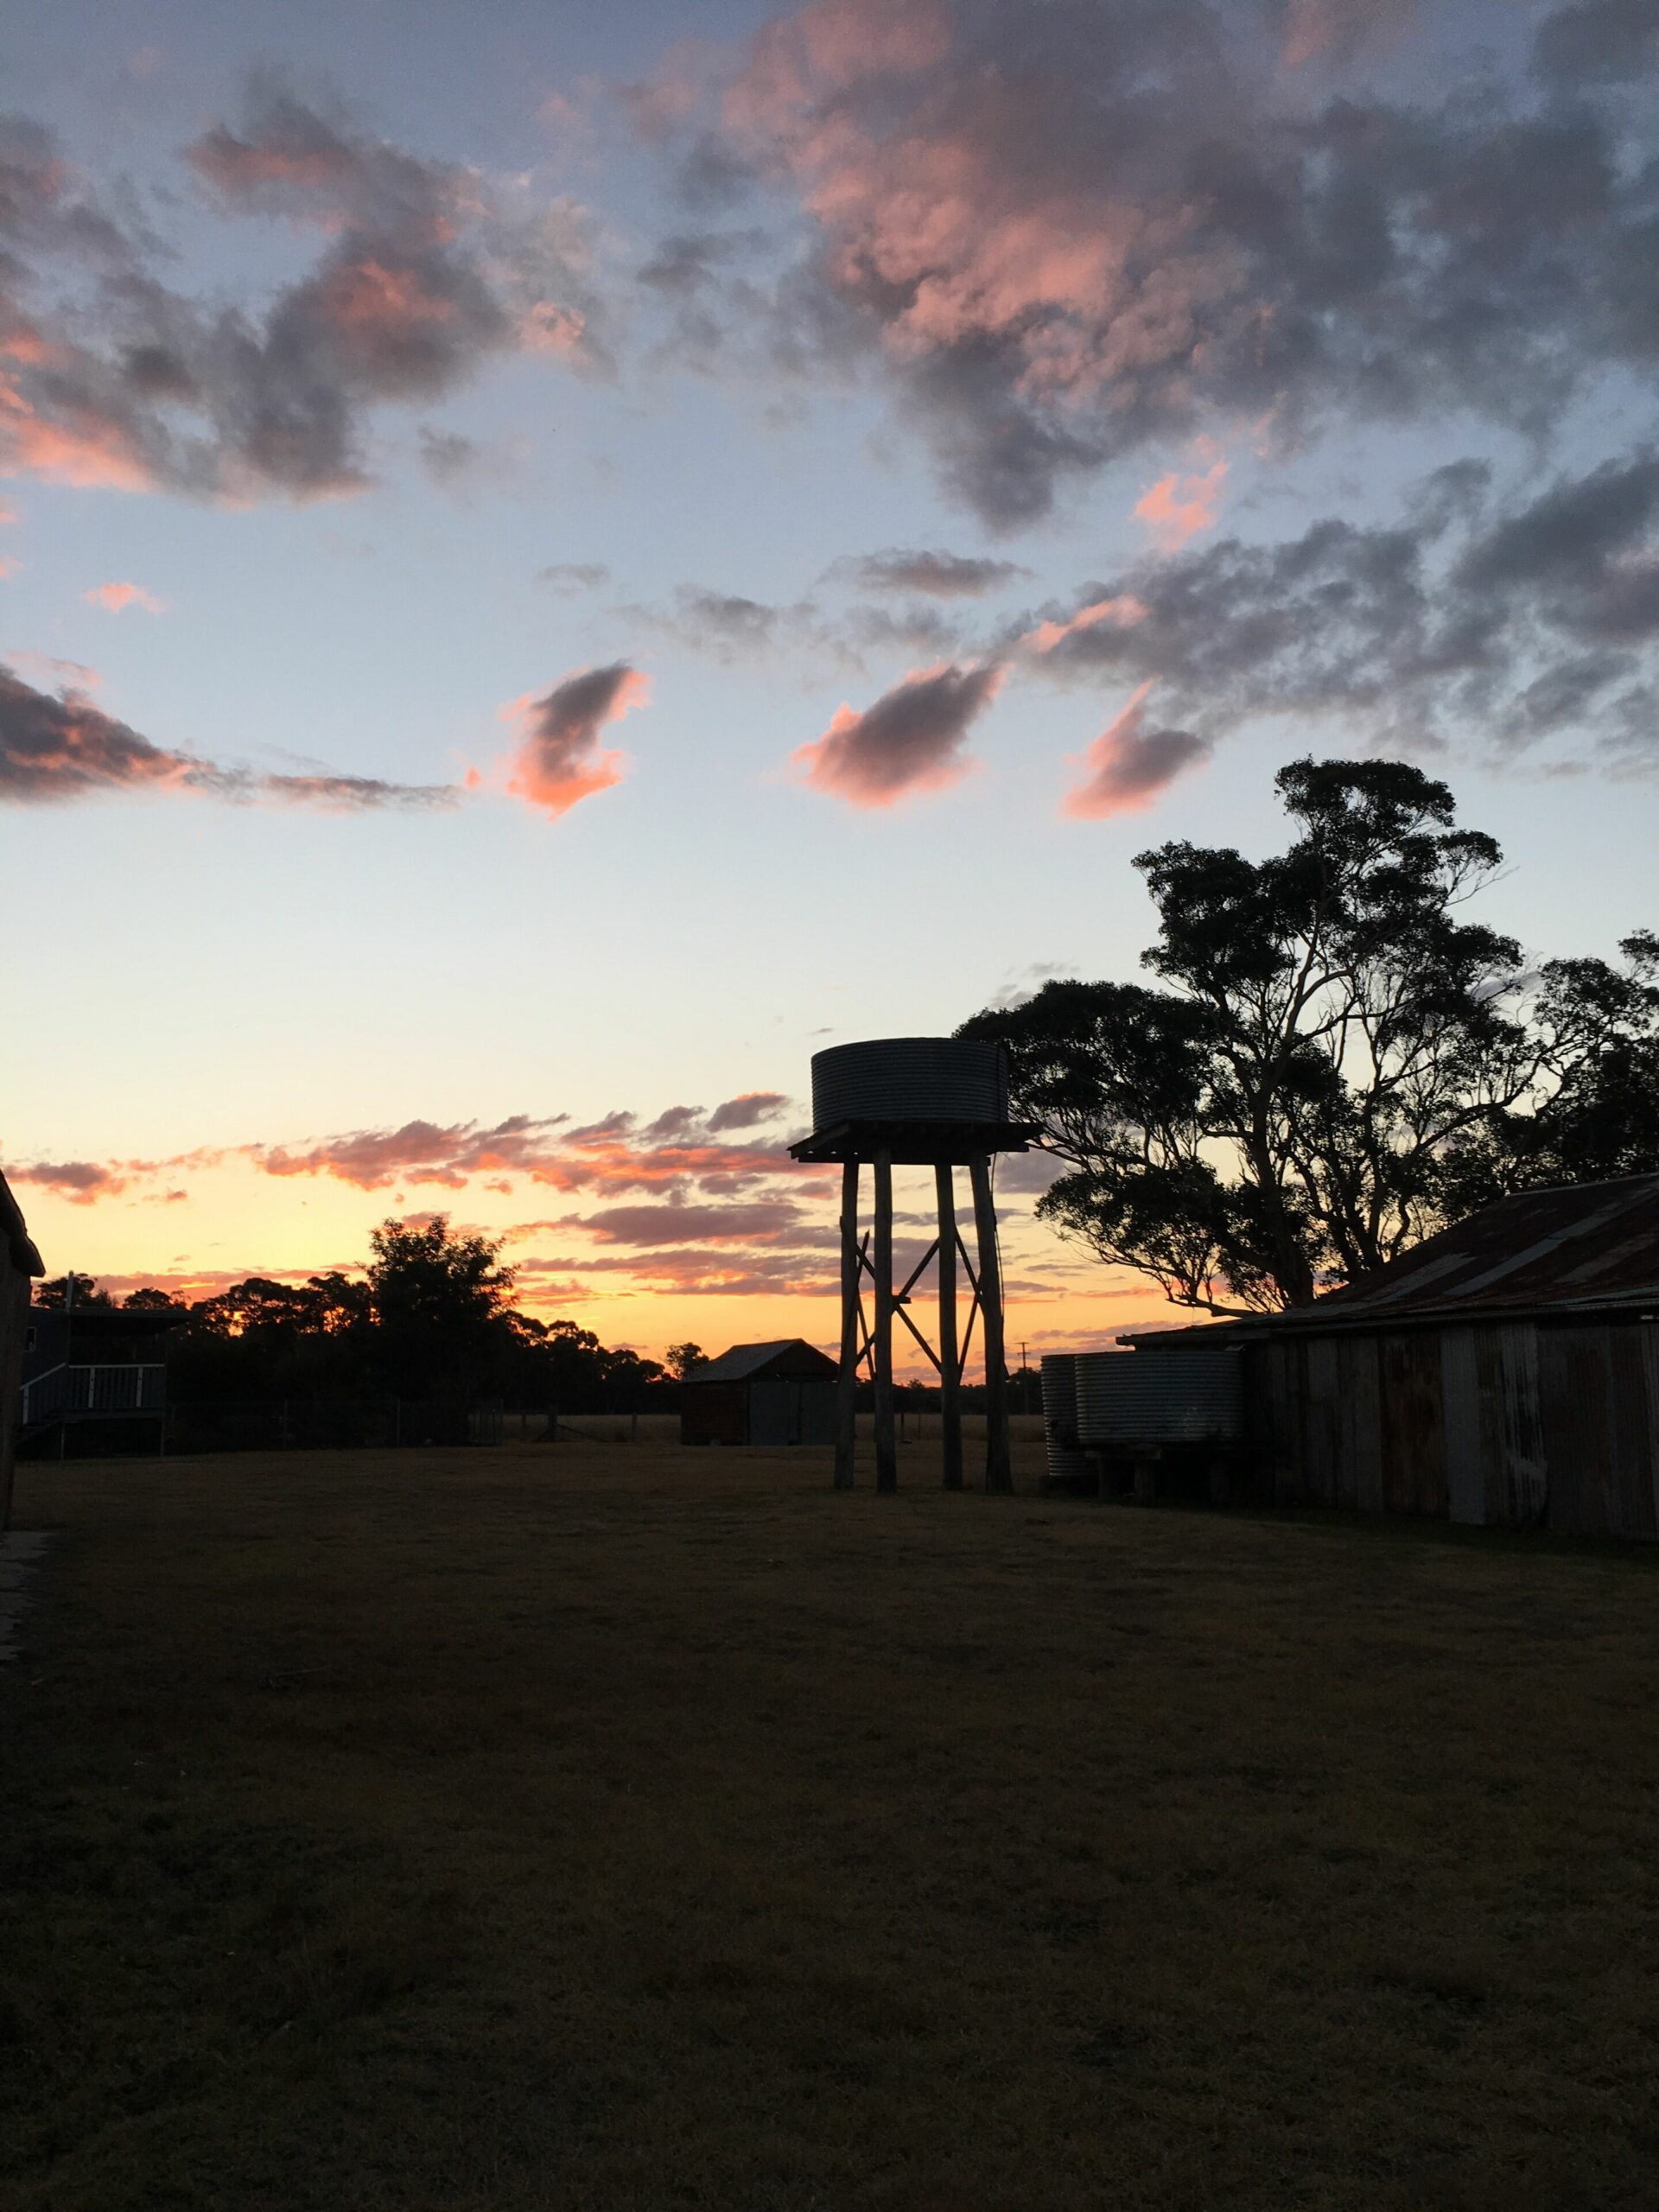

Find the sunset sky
[[3, 0, 1657, 1366]]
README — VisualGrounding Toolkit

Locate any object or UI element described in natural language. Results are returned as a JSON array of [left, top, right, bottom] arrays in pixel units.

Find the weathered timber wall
[[1241, 1316, 1659, 1539]]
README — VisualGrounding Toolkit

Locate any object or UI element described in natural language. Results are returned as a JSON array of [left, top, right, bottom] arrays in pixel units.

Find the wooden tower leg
[[970, 1154, 1012, 1494], [835, 1157, 859, 1490], [873, 1148, 897, 1493], [935, 1161, 963, 1491]]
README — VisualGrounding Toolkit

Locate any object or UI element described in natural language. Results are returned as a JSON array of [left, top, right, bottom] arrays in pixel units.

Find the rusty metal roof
[[0, 1171, 44, 1279], [1311, 1173, 1659, 1321], [684, 1338, 839, 1383], [1124, 1174, 1659, 1345]]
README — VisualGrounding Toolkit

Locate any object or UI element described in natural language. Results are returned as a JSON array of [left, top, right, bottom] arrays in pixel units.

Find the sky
[[3, 0, 1657, 1369]]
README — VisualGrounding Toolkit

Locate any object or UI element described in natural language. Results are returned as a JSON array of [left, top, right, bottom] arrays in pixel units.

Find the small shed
[[681, 1339, 838, 1446], [1121, 1173, 1659, 1538], [1, 1172, 46, 1530]]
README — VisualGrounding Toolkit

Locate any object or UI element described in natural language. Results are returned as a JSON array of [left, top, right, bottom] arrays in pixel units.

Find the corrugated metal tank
[[1040, 1353, 1095, 1483], [1075, 1348, 1243, 1444], [810, 1037, 1008, 1129]]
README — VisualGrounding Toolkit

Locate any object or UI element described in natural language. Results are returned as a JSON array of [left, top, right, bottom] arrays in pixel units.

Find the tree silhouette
[[964, 758, 1657, 1313]]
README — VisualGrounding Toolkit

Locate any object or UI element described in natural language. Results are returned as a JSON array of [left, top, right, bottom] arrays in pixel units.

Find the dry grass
[[3, 1440, 1659, 2210]]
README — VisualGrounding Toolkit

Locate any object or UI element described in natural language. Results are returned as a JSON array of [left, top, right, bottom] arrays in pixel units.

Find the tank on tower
[[791, 1035, 1038, 1497], [810, 1037, 1009, 1147]]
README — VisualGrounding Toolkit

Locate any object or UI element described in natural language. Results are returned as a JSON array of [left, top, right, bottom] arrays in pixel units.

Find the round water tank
[[1074, 1348, 1243, 1445], [810, 1037, 1008, 1130], [1040, 1353, 1095, 1484]]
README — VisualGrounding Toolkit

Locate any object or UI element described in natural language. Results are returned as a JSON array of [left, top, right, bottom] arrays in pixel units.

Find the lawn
[[3, 1441, 1658, 2210]]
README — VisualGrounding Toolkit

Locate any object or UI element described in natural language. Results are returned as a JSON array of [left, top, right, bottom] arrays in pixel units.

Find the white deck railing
[[20, 1363, 168, 1425]]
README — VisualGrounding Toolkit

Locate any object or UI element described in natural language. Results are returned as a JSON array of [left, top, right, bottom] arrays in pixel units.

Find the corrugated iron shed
[[1110, 1174, 1659, 1539], [686, 1339, 838, 1384]]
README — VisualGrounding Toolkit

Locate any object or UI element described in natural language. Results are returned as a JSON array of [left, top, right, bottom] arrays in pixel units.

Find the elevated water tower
[[789, 1038, 1038, 1493]]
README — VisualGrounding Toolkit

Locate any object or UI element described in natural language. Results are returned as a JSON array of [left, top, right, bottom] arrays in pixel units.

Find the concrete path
[[0, 1529, 54, 1663]]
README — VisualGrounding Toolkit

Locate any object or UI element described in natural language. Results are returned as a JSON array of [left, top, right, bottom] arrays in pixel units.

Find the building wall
[[1243, 1315, 1659, 1539], [681, 1383, 749, 1446], [0, 1259, 30, 1531]]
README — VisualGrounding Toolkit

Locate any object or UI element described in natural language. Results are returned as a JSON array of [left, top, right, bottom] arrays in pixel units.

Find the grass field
[[3, 1441, 1658, 2211]]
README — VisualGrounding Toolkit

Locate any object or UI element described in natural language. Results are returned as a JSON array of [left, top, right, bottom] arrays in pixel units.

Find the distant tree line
[[35, 1217, 668, 1411], [963, 758, 1659, 1317]]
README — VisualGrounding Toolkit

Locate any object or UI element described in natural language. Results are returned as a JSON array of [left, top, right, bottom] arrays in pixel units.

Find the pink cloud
[[518, 302, 589, 357], [0, 374, 154, 492], [3, 1158, 132, 1203], [8, 652, 99, 689], [725, 0, 950, 141], [259, 1114, 570, 1192], [1134, 457, 1228, 550], [793, 660, 1003, 808], [0, 664, 203, 801], [1061, 682, 1211, 819], [1023, 594, 1146, 655], [84, 581, 166, 613], [498, 662, 648, 818]]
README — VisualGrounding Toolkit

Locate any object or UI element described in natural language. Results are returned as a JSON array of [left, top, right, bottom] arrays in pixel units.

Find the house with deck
[[1, 1172, 46, 1528]]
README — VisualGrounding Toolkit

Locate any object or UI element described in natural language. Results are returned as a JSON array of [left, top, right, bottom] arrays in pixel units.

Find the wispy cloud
[[0, 661, 460, 809], [84, 581, 165, 613], [826, 548, 1031, 599]]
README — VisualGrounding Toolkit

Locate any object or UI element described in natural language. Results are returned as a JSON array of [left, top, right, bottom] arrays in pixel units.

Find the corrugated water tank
[[1040, 1353, 1095, 1484], [1074, 1348, 1243, 1445], [810, 1037, 1008, 1130]]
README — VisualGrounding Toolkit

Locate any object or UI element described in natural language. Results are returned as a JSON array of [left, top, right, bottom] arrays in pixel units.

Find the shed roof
[[1123, 1173, 1659, 1345], [1309, 1173, 1659, 1321], [685, 1338, 838, 1383], [0, 1170, 44, 1279]]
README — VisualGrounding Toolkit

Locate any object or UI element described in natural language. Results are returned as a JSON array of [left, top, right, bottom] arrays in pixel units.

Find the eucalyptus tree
[[963, 759, 1658, 1313]]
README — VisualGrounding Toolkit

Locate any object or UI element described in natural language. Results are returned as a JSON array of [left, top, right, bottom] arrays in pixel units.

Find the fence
[[61, 1400, 1052, 1457]]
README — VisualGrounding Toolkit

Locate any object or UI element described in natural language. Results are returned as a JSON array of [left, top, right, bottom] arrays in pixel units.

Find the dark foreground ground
[[3, 1442, 1658, 2211]]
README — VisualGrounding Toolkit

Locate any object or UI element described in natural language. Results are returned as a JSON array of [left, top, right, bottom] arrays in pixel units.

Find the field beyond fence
[[3, 1441, 1657, 2210]]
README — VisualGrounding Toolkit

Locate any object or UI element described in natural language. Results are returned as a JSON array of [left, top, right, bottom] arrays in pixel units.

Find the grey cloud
[[642, 1104, 704, 1140], [1533, 0, 1659, 84], [1026, 449, 1659, 771], [796, 660, 1005, 806], [626, 582, 960, 671], [537, 562, 610, 594], [626, 583, 818, 663], [705, 1091, 788, 1132], [829, 549, 1032, 598], [417, 427, 485, 484]]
